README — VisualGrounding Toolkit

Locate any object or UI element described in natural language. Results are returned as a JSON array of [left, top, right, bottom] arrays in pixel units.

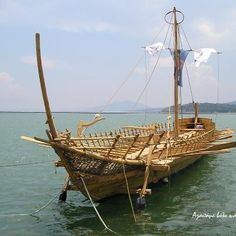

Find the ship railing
[[153, 129, 215, 159]]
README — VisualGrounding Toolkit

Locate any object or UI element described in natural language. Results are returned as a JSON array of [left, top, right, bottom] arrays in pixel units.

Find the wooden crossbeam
[[122, 135, 139, 160], [106, 135, 120, 157], [136, 134, 154, 158]]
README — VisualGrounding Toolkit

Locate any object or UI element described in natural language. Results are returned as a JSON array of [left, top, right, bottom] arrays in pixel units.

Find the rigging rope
[[152, 22, 168, 44], [180, 25, 192, 50], [179, 24, 195, 106], [122, 164, 137, 222], [99, 54, 144, 113], [131, 21, 173, 111], [99, 22, 168, 114], [80, 176, 117, 234], [167, 26, 173, 49]]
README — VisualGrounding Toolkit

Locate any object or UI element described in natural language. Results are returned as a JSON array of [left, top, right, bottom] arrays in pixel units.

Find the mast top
[[164, 8, 184, 25]]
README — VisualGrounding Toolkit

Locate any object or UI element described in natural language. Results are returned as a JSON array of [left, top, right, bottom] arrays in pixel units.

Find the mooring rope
[[0, 160, 55, 168], [0, 193, 59, 217], [122, 164, 137, 222], [80, 176, 117, 234]]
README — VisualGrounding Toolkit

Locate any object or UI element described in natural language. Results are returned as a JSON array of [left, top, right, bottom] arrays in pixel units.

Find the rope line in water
[[122, 164, 137, 222], [0, 193, 59, 217], [0, 160, 55, 168], [80, 176, 117, 234]]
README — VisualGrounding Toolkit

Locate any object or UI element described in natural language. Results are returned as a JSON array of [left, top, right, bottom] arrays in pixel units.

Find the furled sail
[[169, 49, 190, 87], [144, 42, 164, 55], [194, 48, 217, 67]]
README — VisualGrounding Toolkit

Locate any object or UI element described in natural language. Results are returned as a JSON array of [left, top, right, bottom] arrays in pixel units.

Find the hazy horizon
[[1, 1, 236, 111]]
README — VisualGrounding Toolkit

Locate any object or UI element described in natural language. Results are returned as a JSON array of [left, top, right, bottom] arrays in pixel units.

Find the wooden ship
[[22, 8, 236, 207]]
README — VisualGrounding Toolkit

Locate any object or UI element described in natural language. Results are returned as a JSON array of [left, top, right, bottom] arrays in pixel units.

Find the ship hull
[[61, 149, 203, 201]]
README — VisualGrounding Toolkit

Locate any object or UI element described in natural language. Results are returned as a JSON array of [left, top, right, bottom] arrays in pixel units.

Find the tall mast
[[173, 7, 180, 137]]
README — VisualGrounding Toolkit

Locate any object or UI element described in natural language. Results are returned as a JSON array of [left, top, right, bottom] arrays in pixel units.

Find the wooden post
[[35, 33, 58, 139]]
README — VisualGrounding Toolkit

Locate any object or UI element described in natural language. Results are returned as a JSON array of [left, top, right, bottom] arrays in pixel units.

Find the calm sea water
[[0, 112, 236, 235]]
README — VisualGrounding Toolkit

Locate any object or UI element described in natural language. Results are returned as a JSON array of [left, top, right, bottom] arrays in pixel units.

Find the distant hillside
[[228, 101, 236, 105], [162, 102, 236, 113]]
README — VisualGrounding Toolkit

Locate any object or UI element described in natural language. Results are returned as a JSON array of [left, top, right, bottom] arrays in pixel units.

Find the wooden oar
[[21, 136, 50, 147]]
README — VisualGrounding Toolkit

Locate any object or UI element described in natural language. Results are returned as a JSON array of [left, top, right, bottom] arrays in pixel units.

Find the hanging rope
[[122, 164, 137, 222], [184, 64, 194, 103], [165, 64, 174, 162], [215, 52, 222, 123], [143, 51, 149, 124], [0, 193, 59, 217], [80, 176, 117, 234], [179, 87, 183, 119]]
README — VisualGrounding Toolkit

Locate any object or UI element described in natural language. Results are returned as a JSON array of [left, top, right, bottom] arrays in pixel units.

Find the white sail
[[194, 48, 217, 67]]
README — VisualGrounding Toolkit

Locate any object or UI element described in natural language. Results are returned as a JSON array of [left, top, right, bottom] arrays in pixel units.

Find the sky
[[0, 0, 236, 111]]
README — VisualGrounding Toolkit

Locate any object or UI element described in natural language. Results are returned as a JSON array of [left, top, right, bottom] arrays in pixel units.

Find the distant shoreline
[[1, 111, 236, 114]]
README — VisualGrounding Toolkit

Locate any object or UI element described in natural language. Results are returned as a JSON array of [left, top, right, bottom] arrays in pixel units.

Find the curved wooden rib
[[35, 33, 57, 139]]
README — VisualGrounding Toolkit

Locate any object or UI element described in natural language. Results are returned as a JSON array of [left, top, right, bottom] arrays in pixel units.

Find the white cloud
[[194, 18, 229, 46], [135, 55, 173, 75], [20, 56, 57, 69], [0, 72, 24, 96], [158, 56, 173, 68], [0, 0, 27, 23], [52, 19, 118, 33], [0, 72, 13, 83], [182, 63, 218, 103], [191, 8, 236, 49]]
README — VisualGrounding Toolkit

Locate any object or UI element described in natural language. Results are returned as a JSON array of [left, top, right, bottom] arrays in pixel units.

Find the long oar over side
[[35, 33, 58, 139]]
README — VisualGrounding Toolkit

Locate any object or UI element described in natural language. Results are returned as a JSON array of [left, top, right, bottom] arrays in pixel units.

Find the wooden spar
[[194, 102, 199, 127], [173, 7, 180, 137], [21, 135, 50, 147], [122, 126, 155, 131], [35, 33, 58, 139]]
